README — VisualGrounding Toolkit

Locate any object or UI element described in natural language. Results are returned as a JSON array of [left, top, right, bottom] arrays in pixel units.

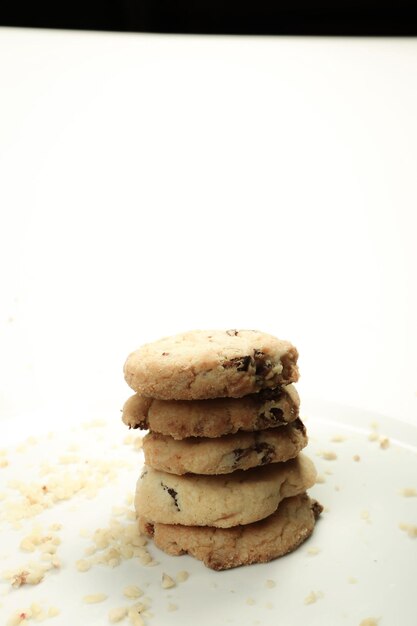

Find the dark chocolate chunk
[[161, 483, 180, 511], [269, 407, 285, 422], [253, 349, 273, 377], [232, 448, 246, 464], [232, 442, 275, 467], [256, 407, 286, 429], [257, 387, 284, 402], [292, 418, 306, 435], [253, 442, 275, 465], [224, 355, 253, 371]]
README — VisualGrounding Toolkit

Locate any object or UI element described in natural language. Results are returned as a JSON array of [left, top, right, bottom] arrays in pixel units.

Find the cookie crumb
[[368, 433, 379, 442], [353, 455, 361, 462], [83, 593, 107, 603], [108, 607, 128, 622], [307, 547, 320, 556], [123, 586, 144, 599], [400, 488, 417, 497], [246, 597, 255, 605], [76, 559, 91, 572], [167, 603, 178, 612], [265, 579, 276, 588], [127, 603, 146, 626], [315, 475, 326, 484], [359, 619, 379, 626], [379, 437, 390, 449], [348, 577, 358, 584], [176, 570, 189, 583], [161, 573, 176, 589], [304, 591, 323, 605], [399, 522, 417, 538], [317, 451, 337, 461], [361, 510, 370, 521], [330, 435, 346, 443], [48, 606, 60, 618]]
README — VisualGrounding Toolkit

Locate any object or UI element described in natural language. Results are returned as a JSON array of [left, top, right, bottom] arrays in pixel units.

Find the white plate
[[0, 399, 416, 626]]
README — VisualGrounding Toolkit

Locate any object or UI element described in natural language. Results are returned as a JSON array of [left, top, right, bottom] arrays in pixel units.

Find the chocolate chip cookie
[[134, 454, 316, 528], [138, 493, 323, 570], [142, 419, 307, 475], [122, 384, 299, 439], [124, 329, 299, 400]]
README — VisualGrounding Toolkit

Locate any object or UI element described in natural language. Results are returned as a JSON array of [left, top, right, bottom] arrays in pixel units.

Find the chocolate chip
[[226, 329, 239, 336], [292, 418, 306, 435], [269, 407, 285, 422], [132, 419, 149, 430], [253, 442, 275, 464], [232, 442, 275, 467], [253, 349, 273, 376], [257, 387, 284, 402], [161, 483, 180, 511], [233, 448, 246, 464], [256, 407, 286, 429], [162, 352, 169, 356], [224, 355, 253, 371]]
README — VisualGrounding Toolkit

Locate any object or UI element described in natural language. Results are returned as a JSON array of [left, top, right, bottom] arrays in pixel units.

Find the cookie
[[134, 454, 316, 528], [139, 493, 322, 570], [124, 329, 299, 400], [142, 419, 307, 475], [122, 384, 299, 439]]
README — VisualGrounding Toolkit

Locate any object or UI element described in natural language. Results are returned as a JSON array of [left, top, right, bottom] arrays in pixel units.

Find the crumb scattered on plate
[[304, 590, 323, 605], [317, 451, 337, 461], [161, 573, 176, 589], [330, 435, 347, 443], [83, 593, 107, 604], [108, 606, 128, 623], [176, 570, 189, 583], [399, 522, 417, 538]]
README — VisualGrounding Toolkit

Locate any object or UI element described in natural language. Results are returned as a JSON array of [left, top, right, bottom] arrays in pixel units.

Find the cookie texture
[[123, 329, 299, 400], [138, 494, 323, 570], [134, 454, 316, 528], [122, 384, 299, 439], [142, 419, 307, 475]]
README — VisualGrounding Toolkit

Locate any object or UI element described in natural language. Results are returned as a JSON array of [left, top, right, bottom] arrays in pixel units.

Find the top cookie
[[124, 329, 299, 400]]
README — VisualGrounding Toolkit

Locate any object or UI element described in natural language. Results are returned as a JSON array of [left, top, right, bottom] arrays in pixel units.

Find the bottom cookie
[[138, 493, 322, 571]]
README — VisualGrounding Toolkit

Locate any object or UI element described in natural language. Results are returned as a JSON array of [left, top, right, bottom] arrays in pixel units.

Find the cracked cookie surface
[[138, 494, 323, 570], [122, 384, 299, 439], [142, 419, 307, 475], [134, 454, 316, 528], [123, 329, 299, 400]]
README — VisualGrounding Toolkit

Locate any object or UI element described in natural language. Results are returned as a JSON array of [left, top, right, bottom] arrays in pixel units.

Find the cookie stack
[[122, 330, 322, 570]]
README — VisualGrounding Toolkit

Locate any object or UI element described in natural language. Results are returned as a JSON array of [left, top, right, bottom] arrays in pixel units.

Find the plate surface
[[0, 399, 416, 626]]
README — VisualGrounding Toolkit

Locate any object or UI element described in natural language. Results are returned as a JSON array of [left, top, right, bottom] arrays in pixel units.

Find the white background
[[1, 28, 416, 425]]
